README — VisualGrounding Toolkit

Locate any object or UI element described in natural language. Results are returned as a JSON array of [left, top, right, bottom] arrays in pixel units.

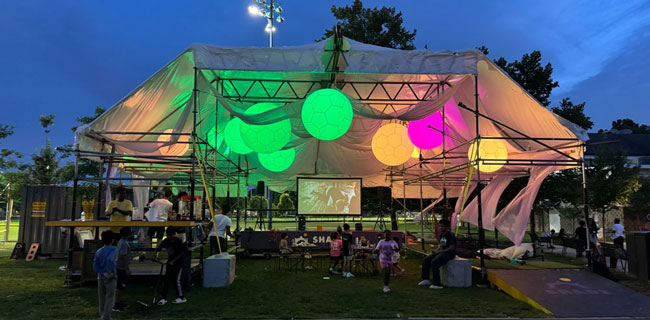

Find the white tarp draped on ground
[[75, 36, 585, 233]]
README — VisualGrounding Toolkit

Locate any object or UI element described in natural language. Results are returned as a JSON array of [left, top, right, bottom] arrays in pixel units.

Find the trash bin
[[627, 231, 650, 281]]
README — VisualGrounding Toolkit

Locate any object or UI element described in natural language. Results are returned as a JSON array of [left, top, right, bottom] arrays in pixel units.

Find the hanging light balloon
[[467, 138, 508, 173], [371, 123, 414, 166], [224, 118, 253, 155], [258, 148, 295, 172], [301, 88, 353, 141], [240, 102, 291, 153], [407, 112, 444, 150], [157, 129, 189, 156]]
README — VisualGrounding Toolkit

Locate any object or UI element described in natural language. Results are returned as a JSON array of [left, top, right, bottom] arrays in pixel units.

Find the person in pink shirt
[[329, 232, 342, 274], [374, 230, 399, 293]]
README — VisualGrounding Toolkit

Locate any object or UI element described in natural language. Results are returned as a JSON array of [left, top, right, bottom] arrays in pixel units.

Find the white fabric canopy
[[76, 37, 585, 205]]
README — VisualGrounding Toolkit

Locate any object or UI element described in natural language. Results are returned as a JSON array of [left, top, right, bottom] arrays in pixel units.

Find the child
[[329, 232, 342, 275], [156, 227, 188, 305], [341, 223, 354, 278], [93, 231, 117, 320], [113, 227, 132, 312], [374, 230, 398, 293], [279, 232, 292, 255]]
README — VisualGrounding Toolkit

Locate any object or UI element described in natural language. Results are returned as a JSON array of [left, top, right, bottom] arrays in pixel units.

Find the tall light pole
[[248, 0, 284, 48]]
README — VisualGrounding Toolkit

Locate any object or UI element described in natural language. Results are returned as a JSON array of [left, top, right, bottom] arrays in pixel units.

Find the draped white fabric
[[460, 176, 513, 231], [492, 166, 556, 245]]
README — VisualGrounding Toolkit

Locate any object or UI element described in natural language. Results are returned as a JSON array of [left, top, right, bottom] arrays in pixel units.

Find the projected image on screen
[[298, 178, 361, 215]]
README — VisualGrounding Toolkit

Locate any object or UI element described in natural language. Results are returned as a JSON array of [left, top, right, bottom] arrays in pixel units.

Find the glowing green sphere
[[224, 118, 253, 155], [258, 148, 295, 172], [301, 89, 353, 141], [240, 102, 291, 153]]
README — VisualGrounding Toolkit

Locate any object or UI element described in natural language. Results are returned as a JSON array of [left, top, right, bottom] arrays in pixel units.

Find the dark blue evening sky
[[1, 0, 649, 159]]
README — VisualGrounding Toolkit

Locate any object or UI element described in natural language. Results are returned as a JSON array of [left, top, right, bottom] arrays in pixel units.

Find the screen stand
[[254, 210, 266, 231], [373, 212, 388, 231]]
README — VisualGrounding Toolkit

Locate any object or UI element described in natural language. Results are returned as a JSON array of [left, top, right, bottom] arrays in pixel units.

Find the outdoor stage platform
[[488, 269, 650, 317]]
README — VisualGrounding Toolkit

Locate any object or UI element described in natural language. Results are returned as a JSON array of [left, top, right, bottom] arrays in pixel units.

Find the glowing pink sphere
[[407, 112, 444, 149]]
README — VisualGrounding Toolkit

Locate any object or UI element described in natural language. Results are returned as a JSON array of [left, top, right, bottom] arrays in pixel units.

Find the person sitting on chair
[[418, 219, 456, 289], [279, 233, 292, 255]]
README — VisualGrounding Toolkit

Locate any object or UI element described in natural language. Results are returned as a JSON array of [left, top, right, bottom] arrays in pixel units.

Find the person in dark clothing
[[155, 227, 187, 305], [418, 219, 456, 289], [575, 221, 587, 256], [341, 223, 354, 278]]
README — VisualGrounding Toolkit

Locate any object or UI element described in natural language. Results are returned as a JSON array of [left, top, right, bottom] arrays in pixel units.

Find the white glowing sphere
[[371, 123, 414, 166], [467, 138, 508, 173]]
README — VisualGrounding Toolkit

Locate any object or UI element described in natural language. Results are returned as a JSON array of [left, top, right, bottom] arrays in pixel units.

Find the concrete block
[[441, 257, 472, 287], [203, 253, 236, 288]]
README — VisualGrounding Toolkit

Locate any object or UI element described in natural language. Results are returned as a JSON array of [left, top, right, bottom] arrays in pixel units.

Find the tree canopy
[[322, 0, 416, 50], [610, 118, 650, 134], [587, 147, 640, 217], [551, 98, 593, 130], [494, 51, 558, 107]]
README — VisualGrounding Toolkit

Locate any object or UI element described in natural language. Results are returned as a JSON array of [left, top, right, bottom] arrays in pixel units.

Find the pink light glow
[[407, 112, 444, 149]]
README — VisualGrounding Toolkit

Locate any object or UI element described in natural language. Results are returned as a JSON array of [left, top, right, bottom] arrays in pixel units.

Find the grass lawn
[[0, 243, 548, 319]]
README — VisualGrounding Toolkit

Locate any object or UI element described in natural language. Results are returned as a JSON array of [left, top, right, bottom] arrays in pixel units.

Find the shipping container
[[18, 185, 81, 257]]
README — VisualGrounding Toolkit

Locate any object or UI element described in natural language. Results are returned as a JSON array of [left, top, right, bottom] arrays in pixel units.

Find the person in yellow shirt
[[106, 186, 133, 240]]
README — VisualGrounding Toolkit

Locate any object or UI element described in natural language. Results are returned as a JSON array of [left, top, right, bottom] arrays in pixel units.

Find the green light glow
[[240, 102, 291, 153], [258, 148, 295, 172], [224, 118, 253, 154], [301, 89, 353, 141]]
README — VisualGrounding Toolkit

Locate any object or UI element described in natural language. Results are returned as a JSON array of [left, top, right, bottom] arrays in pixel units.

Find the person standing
[[106, 186, 133, 242], [374, 230, 399, 293], [612, 218, 625, 247], [208, 204, 234, 255], [156, 227, 187, 305], [574, 221, 587, 257], [146, 190, 173, 248], [341, 223, 354, 278], [329, 232, 342, 274], [418, 219, 456, 289], [113, 227, 132, 312], [93, 231, 117, 320]]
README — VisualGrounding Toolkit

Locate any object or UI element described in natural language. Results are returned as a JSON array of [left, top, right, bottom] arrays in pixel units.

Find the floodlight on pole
[[247, 0, 284, 48]]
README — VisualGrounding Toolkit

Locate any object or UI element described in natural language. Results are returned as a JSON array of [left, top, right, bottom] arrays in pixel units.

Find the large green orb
[[301, 89, 353, 141], [258, 148, 295, 172], [224, 118, 252, 155], [240, 102, 291, 153]]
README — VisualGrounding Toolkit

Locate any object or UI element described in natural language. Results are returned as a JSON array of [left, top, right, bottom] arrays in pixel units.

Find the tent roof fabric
[[76, 37, 585, 198]]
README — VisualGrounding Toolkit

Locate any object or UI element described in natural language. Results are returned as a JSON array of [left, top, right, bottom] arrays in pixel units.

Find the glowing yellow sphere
[[467, 138, 508, 173], [371, 123, 414, 166], [157, 129, 189, 156]]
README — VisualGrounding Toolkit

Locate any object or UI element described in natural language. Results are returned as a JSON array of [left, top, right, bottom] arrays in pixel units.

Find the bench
[[440, 257, 472, 287]]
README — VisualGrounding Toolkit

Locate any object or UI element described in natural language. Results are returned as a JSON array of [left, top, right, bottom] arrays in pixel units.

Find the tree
[[494, 51, 559, 106], [626, 175, 650, 229], [551, 98, 593, 130], [30, 141, 59, 184], [0, 124, 23, 170], [322, 0, 416, 50], [587, 147, 640, 229], [276, 192, 295, 217], [610, 118, 650, 134], [475, 46, 489, 55], [57, 107, 106, 183], [39, 114, 55, 135], [72, 106, 105, 133], [0, 171, 32, 203]]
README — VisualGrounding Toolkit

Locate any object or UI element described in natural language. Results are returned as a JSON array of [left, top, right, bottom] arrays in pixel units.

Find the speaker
[[628, 231, 650, 281], [257, 181, 265, 196], [298, 216, 306, 231]]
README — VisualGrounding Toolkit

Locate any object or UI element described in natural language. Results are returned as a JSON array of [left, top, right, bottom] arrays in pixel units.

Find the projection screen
[[297, 177, 362, 215]]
